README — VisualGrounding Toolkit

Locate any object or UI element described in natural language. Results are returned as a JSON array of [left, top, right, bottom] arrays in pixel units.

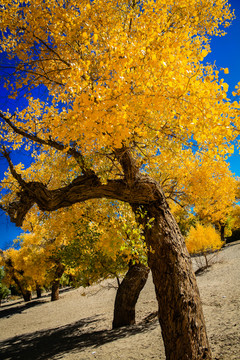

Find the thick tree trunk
[[133, 201, 212, 360], [51, 263, 65, 301], [112, 262, 150, 329], [51, 280, 60, 301]]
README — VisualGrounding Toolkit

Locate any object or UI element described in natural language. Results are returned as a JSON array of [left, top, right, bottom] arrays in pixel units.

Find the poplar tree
[[0, 1, 239, 359]]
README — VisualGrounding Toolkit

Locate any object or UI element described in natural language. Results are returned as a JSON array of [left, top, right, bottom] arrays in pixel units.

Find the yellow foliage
[[3, 199, 146, 288], [185, 223, 224, 255], [0, 0, 237, 157]]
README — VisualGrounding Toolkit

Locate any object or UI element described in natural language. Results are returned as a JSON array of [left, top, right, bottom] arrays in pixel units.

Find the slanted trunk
[[112, 262, 150, 329], [10, 275, 32, 302], [133, 200, 212, 360], [51, 263, 65, 301]]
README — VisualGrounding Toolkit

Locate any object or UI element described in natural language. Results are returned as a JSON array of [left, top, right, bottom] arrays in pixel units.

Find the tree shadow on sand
[[0, 312, 158, 360], [0, 287, 74, 320], [0, 300, 46, 320]]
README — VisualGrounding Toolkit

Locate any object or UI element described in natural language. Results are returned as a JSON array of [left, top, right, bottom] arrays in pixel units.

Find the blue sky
[[205, 0, 240, 177], [0, 0, 240, 249]]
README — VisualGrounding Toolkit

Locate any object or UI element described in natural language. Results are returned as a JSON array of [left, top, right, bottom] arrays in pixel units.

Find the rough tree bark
[[1, 145, 213, 359], [112, 262, 150, 329], [51, 263, 65, 301], [132, 200, 211, 360]]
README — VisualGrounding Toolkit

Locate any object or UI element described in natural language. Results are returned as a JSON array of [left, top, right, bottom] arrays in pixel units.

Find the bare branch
[[18, 27, 71, 68]]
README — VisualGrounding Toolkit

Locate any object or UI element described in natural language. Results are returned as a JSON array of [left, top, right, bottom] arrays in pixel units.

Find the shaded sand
[[0, 242, 240, 360]]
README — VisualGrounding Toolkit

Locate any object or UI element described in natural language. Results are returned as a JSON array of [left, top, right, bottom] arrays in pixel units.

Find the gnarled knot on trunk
[[130, 175, 168, 208]]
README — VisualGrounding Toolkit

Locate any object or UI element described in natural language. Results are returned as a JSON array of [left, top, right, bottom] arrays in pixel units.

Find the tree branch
[[114, 147, 140, 185], [1, 171, 164, 227], [0, 128, 164, 227], [0, 146, 27, 188], [0, 112, 88, 173], [18, 27, 71, 68]]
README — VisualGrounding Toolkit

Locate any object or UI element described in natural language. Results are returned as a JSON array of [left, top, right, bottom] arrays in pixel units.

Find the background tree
[[185, 160, 237, 241], [185, 223, 224, 272], [145, 146, 238, 241], [0, 1, 239, 359], [14, 199, 148, 317], [0, 248, 33, 301], [0, 267, 10, 305]]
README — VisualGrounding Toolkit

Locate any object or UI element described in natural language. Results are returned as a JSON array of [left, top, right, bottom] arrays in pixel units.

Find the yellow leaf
[[93, 34, 98, 42], [201, 49, 208, 58], [222, 82, 229, 92]]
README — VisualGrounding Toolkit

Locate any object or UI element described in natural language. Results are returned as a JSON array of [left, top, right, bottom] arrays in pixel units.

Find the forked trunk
[[133, 201, 212, 360], [112, 262, 149, 329]]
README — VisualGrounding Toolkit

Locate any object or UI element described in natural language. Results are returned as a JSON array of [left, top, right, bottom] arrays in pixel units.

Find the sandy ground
[[0, 242, 239, 360]]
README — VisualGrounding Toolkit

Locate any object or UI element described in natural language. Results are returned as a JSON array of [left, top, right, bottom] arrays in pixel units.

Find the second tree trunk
[[112, 262, 150, 328]]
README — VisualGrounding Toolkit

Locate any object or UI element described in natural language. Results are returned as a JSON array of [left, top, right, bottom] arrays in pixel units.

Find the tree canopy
[[0, 1, 238, 217]]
